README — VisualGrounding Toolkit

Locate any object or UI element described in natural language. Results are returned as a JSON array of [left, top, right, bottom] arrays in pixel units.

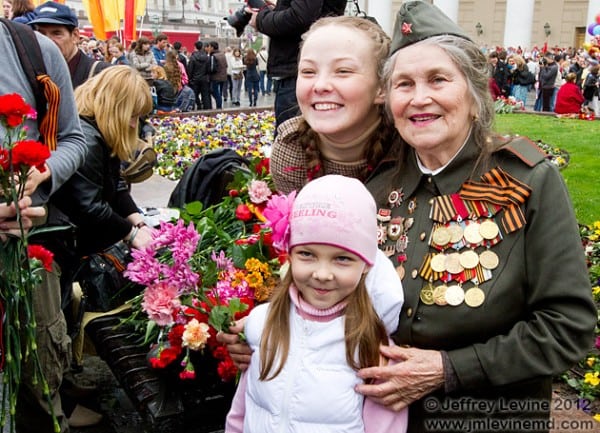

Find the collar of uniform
[[411, 135, 481, 196]]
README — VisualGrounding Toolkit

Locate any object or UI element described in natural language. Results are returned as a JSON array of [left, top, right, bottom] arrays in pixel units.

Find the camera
[[224, 0, 266, 37], [539, 58, 548, 66]]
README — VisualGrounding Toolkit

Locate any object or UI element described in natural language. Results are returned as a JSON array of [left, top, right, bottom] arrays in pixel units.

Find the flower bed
[[150, 111, 275, 180], [563, 222, 600, 420]]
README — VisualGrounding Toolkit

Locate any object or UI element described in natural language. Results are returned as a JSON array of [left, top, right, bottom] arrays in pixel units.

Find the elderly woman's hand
[[355, 345, 445, 412], [216, 317, 252, 371]]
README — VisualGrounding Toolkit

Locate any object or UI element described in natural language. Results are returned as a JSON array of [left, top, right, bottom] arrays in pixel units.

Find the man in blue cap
[[29, 1, 110, 88]]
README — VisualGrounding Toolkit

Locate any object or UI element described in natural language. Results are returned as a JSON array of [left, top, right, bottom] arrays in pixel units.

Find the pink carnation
[[263, 191, 296, 252], [248, 180, 272, 204], [142, 282, 182, 327]]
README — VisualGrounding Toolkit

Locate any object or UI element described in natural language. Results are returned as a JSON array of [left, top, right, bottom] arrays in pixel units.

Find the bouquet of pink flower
[[0, 93, 58, 432], [125, 157, 280, 382]]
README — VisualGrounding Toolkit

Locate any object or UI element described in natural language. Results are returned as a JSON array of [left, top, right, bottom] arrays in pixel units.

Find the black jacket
[[69, 50, 112, 89], [187, 49, 210, 84], [256, 0, 346, 79], [52, 118, 138, 256], [153, 79, 176, 108]]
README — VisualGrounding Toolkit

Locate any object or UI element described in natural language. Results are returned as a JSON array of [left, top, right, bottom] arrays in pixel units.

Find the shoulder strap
[[0, 18, 60, 150], [499, 137, 547, 167], [88, 60, 100, 79]]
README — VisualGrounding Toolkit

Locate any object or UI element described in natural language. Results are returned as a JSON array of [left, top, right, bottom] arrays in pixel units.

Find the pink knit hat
[[289, 175, 377, 266]]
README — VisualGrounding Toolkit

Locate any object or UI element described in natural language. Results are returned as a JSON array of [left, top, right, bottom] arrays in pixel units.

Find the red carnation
[[27, 244, 54, 272], [254, 158, 270, 176], [235, 204, 253, 221], [168, 324, 185, 348], [211, 345, 229, 361], [0, 94, 35, 128], [11, 140, 50, 172], [179, 368, 196, 380], [217, 357, 238, 382], [149, 345, 181, 368]]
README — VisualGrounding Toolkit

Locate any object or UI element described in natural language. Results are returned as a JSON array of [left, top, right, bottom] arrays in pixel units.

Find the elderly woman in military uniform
[[355, 2, 596, 432]]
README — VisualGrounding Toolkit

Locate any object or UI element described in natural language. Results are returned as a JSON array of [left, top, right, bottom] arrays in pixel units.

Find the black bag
[[76, 241, 142, 312], [168, 148, 248, 209]]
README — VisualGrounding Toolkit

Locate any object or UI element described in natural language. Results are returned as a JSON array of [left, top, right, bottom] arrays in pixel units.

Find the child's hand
[[216, 317, 252, 371]]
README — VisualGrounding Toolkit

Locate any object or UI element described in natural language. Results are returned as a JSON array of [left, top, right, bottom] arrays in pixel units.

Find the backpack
[[168, 148, 248, 209], [0, 18, 60, 150]]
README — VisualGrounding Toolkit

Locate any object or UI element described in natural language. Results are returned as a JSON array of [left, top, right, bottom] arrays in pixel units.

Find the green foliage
[[494, 114, 600, 225]]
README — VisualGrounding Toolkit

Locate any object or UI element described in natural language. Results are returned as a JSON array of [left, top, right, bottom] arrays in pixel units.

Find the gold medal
[[433, 284, 448, 306], [420, 283, 435, 305], [464, 286, 485, 307], [445, 252, 464, 275], [479, 250, 499, 270], [463, 222, 483, 244], [444, 284, 465, 306], [432, 226, 451, 246], [459, 250, 479, 269], [430, 253, 447, 273], [447, 223, 464, 244], [479, 219, 500, 240]]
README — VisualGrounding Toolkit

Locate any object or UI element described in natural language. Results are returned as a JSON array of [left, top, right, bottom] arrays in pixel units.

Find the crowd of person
[[1, 0, 597, 432], [488, 43, 600, 115]]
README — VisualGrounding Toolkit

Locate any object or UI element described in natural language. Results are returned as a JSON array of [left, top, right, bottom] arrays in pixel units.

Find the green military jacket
[[366, 135, 595, 432]]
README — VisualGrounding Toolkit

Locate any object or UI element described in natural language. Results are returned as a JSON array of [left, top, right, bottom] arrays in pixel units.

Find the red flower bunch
[[0, 93, 55, 433]]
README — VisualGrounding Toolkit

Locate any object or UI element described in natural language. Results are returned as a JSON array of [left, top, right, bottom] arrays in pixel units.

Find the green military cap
[[390, 0, 472, 55]]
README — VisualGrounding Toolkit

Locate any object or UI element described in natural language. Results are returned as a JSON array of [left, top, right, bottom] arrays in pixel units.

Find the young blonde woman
[[269, 16, 398, 194], [149, 65, 176, 112], [52, 66, 155, 256]]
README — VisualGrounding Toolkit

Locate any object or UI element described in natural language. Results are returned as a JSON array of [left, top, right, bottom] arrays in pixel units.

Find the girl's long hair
[[164, 49, 183, 90], [259, 264, 388, 381], [75, 66, 152, 161]]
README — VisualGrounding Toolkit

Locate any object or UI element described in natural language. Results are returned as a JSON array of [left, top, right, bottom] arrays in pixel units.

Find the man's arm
[[31, 32, 86, 205]]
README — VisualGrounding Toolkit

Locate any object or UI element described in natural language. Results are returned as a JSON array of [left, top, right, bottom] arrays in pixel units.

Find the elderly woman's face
[[388, 43, 475, 168]]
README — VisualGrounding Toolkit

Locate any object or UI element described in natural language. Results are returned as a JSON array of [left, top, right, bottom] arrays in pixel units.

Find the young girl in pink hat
[[225, 175, 408, 433]]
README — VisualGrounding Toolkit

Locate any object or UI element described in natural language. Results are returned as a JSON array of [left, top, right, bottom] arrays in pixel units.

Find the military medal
[[459, 250, 479, 269], [407, 197, 417, 214], [445, 252, 464, 275], [431, 225, 451, 247], [444, 284, 465, 306], [464, 286, 485, 307], [420, 282, 435, 305], [387, 217, 403, 241], [463, 221, 483, 245], [433, 284, 448, 306], [430, 253, 447, 273], [447, 222, 464, 244], [479, 219, 500, 240], [479, 250, 499, 270], [396, 264, 405, 280], [388, 189, 404, 208]]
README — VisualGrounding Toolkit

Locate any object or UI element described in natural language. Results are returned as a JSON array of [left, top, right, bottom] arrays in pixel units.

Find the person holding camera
[[245, 0, 346, 132], [538, 51, 559, 111]]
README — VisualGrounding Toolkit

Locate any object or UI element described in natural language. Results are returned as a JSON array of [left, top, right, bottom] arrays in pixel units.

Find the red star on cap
[[401, 22, 412, 35]]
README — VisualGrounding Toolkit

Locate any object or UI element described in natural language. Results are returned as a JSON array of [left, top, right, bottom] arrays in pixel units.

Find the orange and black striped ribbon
[[430, 195, 455, 223], [37, 74, 60, 151], [459, 167, 531, 233]]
